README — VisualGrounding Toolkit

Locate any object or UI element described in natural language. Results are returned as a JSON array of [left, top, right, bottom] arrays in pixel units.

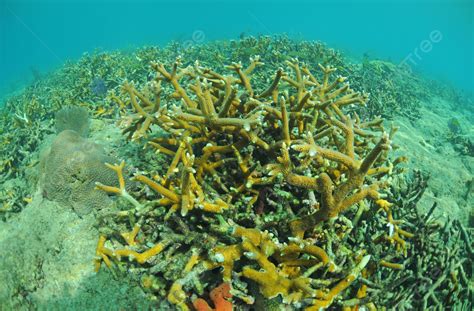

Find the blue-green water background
[[1, 0, 473, 100]]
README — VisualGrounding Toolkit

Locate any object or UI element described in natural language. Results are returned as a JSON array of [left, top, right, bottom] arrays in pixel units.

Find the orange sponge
[[192, 283, 233, 311]]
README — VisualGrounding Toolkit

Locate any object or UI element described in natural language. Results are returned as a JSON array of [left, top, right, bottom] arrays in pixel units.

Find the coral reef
[[0, 36, 435, 218], [90, 77, 108, 97], [0, 36, 471, 309], [39, 129, 118, 215], [92, 55, 417, 310], [349, 60, 427, 121], [364, 170, 473, 309]]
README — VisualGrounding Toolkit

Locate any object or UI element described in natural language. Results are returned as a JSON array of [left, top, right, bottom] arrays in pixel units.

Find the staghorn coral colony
[[0, 36, 472, 310], [96, 56, 400, 309]]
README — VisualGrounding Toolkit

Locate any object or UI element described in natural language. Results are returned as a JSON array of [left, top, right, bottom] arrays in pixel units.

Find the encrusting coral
[[91, 54, 415, 310]]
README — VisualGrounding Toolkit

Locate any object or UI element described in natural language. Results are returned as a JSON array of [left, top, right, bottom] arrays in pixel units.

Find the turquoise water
[[1, 0, 473, 98], [1, 1, 473, 309]]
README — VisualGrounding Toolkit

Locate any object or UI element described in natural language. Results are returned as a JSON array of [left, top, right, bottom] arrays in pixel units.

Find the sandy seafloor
[[392, 97, 473, 221], [0, 81, 472, 308]]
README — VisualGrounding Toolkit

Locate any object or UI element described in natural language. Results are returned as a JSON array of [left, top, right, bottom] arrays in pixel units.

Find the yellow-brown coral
[[97, 56, 408, 309]]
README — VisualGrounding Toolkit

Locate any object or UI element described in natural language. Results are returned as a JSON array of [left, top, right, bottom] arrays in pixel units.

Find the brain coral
[[39, 130, 118, 215]]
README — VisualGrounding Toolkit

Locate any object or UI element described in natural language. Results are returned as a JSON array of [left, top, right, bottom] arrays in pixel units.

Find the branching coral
[[97, 56, 411, 309], [363, 170, 473, 309], [205, 223, 368, 308], [0, 36, 469, 309], [94, 227, 169, 272]]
